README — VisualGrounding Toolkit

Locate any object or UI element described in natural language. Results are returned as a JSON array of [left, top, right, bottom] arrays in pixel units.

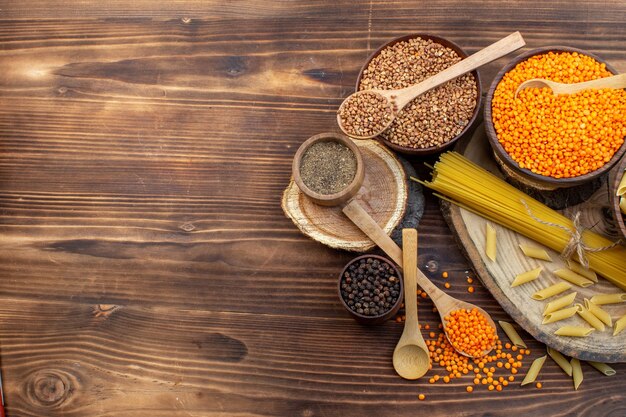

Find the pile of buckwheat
[[359, 37, 478, 149], [338, 92, 393, 138]]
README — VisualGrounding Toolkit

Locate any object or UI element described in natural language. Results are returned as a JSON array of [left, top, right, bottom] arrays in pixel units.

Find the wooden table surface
[[1, 1, 625, 416]]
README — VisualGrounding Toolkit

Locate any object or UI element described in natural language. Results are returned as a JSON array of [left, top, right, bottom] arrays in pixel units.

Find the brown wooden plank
[[1, 0, 625, 415], [1, 299, 624, 417]]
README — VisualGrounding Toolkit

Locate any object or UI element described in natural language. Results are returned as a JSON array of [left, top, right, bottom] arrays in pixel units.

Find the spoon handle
[[556, 73, 626, 94], [342, 200, 450, 298], [342, 199, 403, 265], [395, 32, 526, 108], [402, 229, 419, 330]]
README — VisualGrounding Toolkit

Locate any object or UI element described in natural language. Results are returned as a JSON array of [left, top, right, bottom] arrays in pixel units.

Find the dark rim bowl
[[610, 156, 626, 241], [484, 46, 626, 189], [338, 254, 404, 325], [292, 132, 365, 207], [355, 33, 483, 155]]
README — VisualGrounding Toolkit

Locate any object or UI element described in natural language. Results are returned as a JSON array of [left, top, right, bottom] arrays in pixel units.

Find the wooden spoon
[[515, 73, 626, 98], [393, 229, 430, 380], [342, 203, 497, 358], [337, 31, 526, 139], [292, 135, 496, 357]]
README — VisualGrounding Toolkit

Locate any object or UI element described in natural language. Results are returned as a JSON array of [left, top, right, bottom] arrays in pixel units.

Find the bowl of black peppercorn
[[338, 254, 403, 325]]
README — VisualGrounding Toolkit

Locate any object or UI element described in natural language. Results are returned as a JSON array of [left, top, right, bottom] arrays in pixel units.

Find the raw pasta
[[571, 358, 583, 390], [553, 269, 594, 288], [584, 299, 612, 326], [415, 152, 626, 290], [587, 361, 616, 376], [486, 223, 497, 261], [542, 306, 577, 324], [512, 267, 542, 287], [519, 243, 552, 261], [589, 293, 626, 305], [521, 355, 546, 385], [546, 347, 572, 376], [554, 325, 594, 337], [532, 282, 572, 301], [498, 321, 527, 348], [543, 292, 577, 316], [575, 304, 606, 331], [614, 313, 626, 336], [566, 260, 598, 282]]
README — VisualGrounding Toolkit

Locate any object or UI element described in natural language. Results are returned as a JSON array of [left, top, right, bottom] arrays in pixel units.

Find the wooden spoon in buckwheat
[[337, 31, 526, 139]]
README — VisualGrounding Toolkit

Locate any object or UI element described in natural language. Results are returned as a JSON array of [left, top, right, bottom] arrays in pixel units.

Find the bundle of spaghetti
[[413, 152, 626, 290]]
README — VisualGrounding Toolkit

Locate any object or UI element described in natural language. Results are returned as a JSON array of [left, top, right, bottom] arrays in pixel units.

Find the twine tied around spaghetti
[[520, 199, 621, 269]]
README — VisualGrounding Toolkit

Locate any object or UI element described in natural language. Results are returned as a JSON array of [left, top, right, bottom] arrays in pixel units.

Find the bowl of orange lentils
[[484, 46, 626, 190]]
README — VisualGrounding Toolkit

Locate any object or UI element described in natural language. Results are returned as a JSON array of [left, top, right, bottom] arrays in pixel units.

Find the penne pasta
[[584, 299, 612, 327], [519, 243, 552, 261], [566, 260, 598, 282], [554, 325, 594, 337], [521, 355, 546, 386], [614, 314, 626, 336], [575, 304, 606, 331], [618, 170, 626, 196], [571, 358, 583, 390], [485, 223, 497, 261], [546, 347, 572, 376], [498, 320, 527, 348], [543, 292, 577, 316], [542, 306, 577, 324], [589, 293, 626, 305], [553, 269, 594, 287], [512, 266, 543, 287], [532, 282, 572, 301], [621, 196, 626, 215], [586, 361, 616, 376]]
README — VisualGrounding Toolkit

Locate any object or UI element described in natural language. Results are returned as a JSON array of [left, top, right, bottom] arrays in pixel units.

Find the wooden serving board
[[443, 125, 626, 363], [282, 139, 423, 252]]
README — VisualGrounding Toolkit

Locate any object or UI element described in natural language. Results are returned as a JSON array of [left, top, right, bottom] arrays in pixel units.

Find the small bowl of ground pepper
[[355, 34, 482, 155], [292, 132, 365, 206], [485, 47, 626, 191], [338, 254, 403, 325]]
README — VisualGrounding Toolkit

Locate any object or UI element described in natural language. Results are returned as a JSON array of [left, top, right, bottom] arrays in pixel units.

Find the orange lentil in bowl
[[491, 52, 626, 178]]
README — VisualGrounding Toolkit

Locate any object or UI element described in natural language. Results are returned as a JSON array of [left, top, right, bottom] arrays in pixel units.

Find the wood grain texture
[[0, 0, 625, 416]]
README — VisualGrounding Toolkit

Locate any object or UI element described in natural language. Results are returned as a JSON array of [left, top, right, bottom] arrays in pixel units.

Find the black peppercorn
[[340, 256, 401, 317]]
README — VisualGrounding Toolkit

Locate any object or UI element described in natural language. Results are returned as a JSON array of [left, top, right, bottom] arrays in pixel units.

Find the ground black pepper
[[299, 140, 357, 195], [340, 257, 400, 316]]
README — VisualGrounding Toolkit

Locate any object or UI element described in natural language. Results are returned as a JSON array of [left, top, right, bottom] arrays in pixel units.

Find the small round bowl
[[292, 132, 365, 207], [484, 46, 626, 190], [338, 254, 403, 325], [355, 33, 483, 155], [610, 156, 626, 241]]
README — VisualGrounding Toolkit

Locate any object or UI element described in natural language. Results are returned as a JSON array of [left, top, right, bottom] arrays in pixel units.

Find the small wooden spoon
[[515, 73, 626, 98], [342, 203, 497, 358], [337, 31, 526, 139], [393, 229, 430, 380]]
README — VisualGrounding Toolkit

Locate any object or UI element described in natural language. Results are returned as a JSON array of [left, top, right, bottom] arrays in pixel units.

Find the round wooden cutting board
[[282, 139, 424, 252], [442, 125, 626, 363]]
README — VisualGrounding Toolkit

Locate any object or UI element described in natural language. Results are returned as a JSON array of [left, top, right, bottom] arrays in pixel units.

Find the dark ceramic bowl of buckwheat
[[355, 33, 483, 155], [338, 254, 403, 325]]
